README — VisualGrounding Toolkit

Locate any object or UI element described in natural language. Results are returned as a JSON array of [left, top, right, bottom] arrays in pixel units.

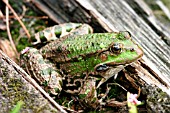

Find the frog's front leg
[[21, 47, 62, 95], [78, 76, 99, 108], [77, 65, 125, 108]]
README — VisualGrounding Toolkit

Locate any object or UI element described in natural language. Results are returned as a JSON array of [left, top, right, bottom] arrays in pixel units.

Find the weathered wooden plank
[[31, 0, 108, 32], [128, 0, 170, 46]]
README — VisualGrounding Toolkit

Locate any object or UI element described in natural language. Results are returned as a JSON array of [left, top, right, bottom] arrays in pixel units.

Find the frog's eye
[[110, 43, 122, 54]]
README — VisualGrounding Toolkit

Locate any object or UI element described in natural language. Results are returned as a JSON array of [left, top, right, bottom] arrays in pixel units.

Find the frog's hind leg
[[32, 23, 83, 45], [60, 23, 93, 38], [60, 23, 74, 38]]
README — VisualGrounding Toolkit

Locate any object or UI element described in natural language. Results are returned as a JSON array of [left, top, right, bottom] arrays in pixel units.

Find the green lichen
[[10, 100, 24, 113], [0, 58, 58, 112]]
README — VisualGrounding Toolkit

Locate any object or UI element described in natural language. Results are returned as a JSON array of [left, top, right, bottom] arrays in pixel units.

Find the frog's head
[[94, 31, 143, 77], [93, 31, 143, 88]]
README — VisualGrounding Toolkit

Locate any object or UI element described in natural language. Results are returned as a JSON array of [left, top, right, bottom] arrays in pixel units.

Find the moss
[[0, 58, 58, 112]]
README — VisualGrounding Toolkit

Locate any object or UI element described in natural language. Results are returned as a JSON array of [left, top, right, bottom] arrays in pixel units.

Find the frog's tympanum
[[21, 23, 143, 108]]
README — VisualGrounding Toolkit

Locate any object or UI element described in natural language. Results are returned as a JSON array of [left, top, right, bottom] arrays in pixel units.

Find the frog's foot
[[78, 77, 99, 108], [98, 83, 111, 106]]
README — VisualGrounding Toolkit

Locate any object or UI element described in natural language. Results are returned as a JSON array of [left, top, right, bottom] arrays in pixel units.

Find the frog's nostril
[[130, 48, 135, 52]]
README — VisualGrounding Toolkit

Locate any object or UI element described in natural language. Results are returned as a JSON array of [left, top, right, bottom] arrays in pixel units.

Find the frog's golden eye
[[110, 43, 122, 54]]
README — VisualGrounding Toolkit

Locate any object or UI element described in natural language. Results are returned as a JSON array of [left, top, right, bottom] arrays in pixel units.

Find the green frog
[[21, 23, 143, 108]]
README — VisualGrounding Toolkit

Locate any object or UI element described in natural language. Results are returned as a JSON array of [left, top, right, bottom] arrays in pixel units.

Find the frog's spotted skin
[[22, 47, 62, 95], [22, 23, 143, 108]]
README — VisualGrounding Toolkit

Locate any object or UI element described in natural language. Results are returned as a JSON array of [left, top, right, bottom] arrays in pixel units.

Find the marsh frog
[[21, 23, 143, 107]]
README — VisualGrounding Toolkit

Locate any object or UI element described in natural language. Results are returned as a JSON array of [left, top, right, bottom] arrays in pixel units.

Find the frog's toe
[[97, 78, 106, 88], [114, 73, 118, 79], [48, 88, 61, 95]]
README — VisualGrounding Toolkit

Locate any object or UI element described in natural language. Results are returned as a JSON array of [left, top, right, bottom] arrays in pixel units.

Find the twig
[[0, 10, 4, 17], [108, 83, 127, 92], [2, 0, 31, 39], [99, 84, 111, 103], [21, 5, 27, 18], [62, 106, 79, 113], [5, 0, 18, 56], [0, 15, 49, 19]]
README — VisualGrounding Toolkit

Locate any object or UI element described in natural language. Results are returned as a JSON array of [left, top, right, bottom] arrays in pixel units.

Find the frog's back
[[40, 33, 117, 62]]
